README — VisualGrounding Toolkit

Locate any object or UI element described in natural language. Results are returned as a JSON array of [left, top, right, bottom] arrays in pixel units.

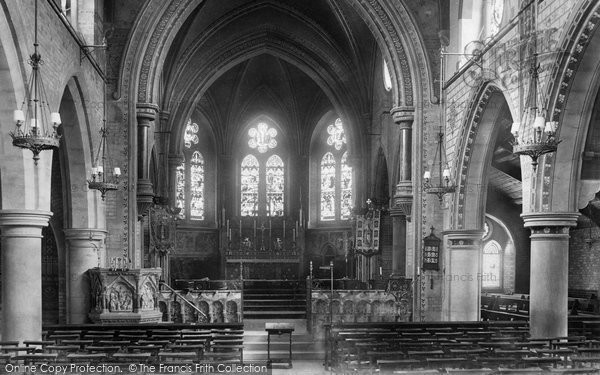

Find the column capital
[[522, 212, 580, 238], [521, 212, 580, 228], [136, 103, 159, 123], [64, 228, 107, 242], [0, 209, 52, 230], [390, 106, 415, 126], [159, 110, 171, 122], [168, 153, 185, 166], [443, 229, 484, 248]]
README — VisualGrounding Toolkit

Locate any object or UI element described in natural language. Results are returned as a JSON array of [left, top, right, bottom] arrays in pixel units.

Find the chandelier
[[510, 2, 560, 171], [423, 129, 455, 202], [10, 0, 61, 165], [87, 83, 121, 200]]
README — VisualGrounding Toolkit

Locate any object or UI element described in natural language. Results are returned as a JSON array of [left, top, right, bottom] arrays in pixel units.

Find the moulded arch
[[165, 38, 362, 162], [118, 0, 430, 110], [0, 5, 31, 209], [451, 82, 514, 230], [58, 77, 99, 228], [541, 2, 600, 212]]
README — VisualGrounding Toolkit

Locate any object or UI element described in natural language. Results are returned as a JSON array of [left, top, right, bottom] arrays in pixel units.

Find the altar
[[222, 216, 303, 279]]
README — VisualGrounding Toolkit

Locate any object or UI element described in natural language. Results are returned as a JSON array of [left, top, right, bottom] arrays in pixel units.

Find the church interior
[[1, 0, 600, 373]]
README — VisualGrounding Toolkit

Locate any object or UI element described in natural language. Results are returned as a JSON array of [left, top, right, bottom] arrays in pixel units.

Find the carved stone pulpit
[[88, 267, 163, 324]]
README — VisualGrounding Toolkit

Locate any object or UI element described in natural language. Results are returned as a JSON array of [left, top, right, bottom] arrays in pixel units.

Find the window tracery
[[319, 118, 353, 222]]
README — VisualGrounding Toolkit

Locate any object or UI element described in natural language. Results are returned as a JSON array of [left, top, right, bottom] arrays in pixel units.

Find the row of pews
[[325, 321, 600, 374], [0, 324, 244, 365]]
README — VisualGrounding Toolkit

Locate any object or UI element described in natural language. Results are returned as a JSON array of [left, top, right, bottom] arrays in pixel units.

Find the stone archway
[[539, 2, 600, 212], [443, 82, 514, 321]]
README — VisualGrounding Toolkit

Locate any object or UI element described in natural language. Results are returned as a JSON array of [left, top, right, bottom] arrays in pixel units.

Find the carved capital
[[390, 106, 415, 126], [521, 212, 580, 238], [391, 181, 413, 219], [443, 229, 484, 248], [159, 110, 170, 122], [136, 103, 159, 124], [136, 179, 155, 219], [168, 154, 185, 166]]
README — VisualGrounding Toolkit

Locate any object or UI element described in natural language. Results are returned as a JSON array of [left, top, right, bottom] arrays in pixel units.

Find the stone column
[[522, 212, 579, 338], [390, 106, 414, 278], [64, 228, 106, 324], [155, 110, 171, 200], [442, 230, 483, 321], [0, 210, 52, 342], [136, 103, 159, 219]]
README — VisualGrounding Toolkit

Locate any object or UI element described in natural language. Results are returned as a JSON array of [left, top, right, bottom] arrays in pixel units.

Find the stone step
[[244, 293, 305, 299], [244, 299, 306, 306], [243, 311, 306, 319], [244, 288, 306, 293], [244, 305, 306, 311], [243, 319, 308, 333]]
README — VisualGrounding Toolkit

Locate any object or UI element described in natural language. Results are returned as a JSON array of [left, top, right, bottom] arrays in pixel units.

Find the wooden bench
[[112, 352, 152, 363], [16, 353, 59, 364], [158, 351, 199, 362]]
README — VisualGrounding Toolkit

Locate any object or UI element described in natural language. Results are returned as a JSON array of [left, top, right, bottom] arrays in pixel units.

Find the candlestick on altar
[[239, 219, 242, 235], [299, 206, 303, 227], [293, 228, 296, 242], [226, 219, 230, 235], [222, 207, 225, 226]]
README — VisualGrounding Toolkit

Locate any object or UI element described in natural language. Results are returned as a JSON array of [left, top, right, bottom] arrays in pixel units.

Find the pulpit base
[[89, 310, 163, 324]]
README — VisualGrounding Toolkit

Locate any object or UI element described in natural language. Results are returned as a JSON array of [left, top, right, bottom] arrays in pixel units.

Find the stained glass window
[[184, 119, 199, 149], [241, 155, 260, 216], [340, 152, 353, 220], [248, 122, 277, 153], [319, 118, 353, 222], [327, 118, 346, 150], [266, 155, 284, 216], [190, 151, 204, 220], [320, 152, 336, 221], [178, 119, 208, 221], [176, 161, 186, 211]]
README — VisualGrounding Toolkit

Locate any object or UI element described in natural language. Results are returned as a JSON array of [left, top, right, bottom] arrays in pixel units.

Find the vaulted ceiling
[[159, 0, 379, 154]]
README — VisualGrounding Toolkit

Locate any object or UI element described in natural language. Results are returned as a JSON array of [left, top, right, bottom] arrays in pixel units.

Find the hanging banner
[[355, 209, 381, 256]]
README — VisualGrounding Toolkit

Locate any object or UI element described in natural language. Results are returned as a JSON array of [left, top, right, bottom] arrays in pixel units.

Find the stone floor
[[271, 360, 330, 375]]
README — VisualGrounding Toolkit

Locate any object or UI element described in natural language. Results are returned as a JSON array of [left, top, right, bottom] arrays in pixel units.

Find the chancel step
[[243, 280, 306, 320]]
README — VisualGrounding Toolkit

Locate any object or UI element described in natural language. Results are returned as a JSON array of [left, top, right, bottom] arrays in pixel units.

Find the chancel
[[1, 0, 600, 373]]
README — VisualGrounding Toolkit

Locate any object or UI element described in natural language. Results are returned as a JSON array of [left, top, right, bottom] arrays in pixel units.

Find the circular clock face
[[491, 0, 504, 35]]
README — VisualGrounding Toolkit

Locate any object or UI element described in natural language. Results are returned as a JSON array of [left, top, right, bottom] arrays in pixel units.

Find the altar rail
[[157, 288, 242, 323]]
